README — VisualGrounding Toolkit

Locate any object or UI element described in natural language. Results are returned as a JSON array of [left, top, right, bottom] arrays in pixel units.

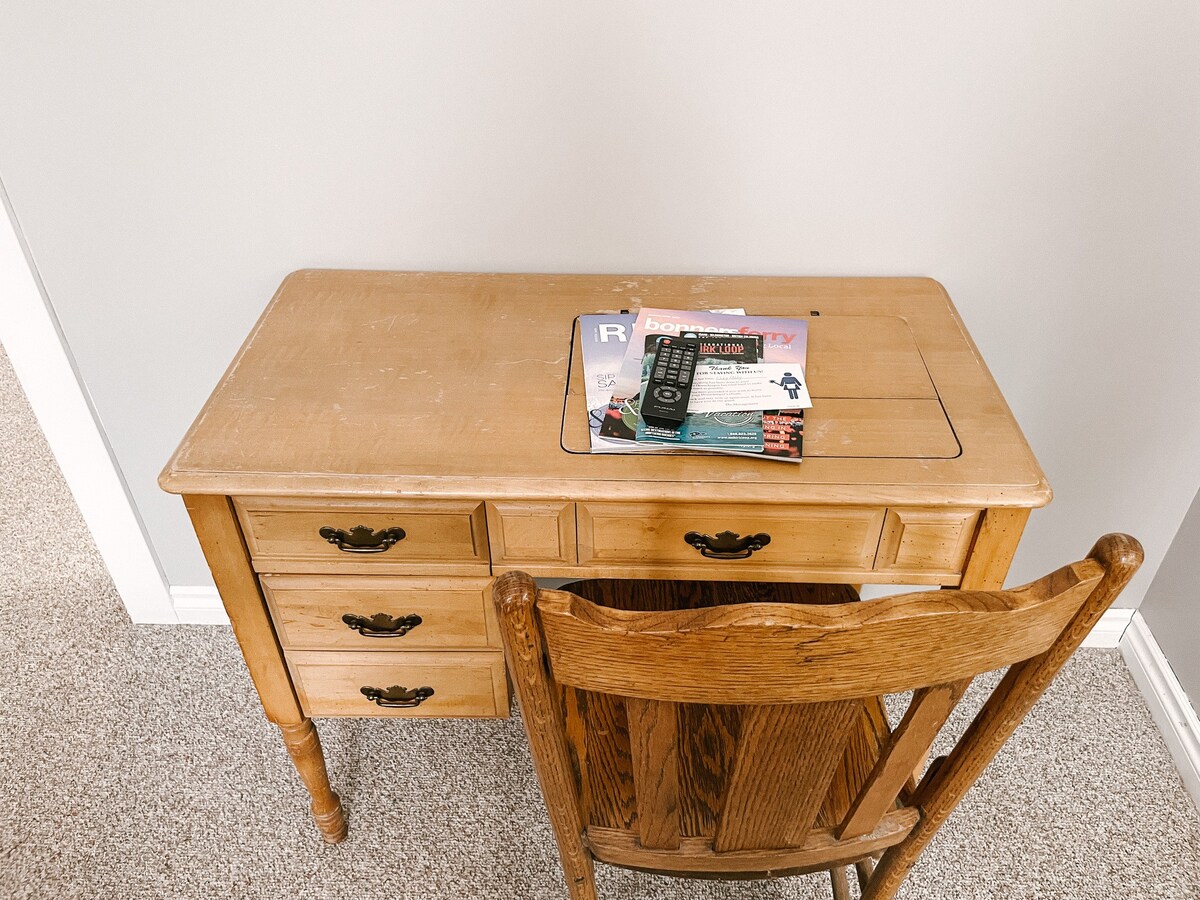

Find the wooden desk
[[159, 271, 1049, 842]]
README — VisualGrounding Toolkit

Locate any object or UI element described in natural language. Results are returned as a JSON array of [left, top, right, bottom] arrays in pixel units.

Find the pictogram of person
[[770, 371, 804, 400]]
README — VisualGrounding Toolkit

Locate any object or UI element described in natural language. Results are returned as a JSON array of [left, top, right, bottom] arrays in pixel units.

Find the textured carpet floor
[[1, 344, 1198, 900]]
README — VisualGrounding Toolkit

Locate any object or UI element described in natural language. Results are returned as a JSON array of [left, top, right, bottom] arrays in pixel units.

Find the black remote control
[[640, 335, 700, 428]]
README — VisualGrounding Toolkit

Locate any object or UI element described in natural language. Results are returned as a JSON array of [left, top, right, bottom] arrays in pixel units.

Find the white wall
[[1141, 486, 1200, 705], [1, 2, 1198, 603]]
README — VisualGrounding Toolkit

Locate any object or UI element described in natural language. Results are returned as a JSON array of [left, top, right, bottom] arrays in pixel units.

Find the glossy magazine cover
[[599, 308, 807, 460]]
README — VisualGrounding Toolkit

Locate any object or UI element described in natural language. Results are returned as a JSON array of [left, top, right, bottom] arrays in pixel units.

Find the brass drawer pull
[[341, 613, 423, 638], [684, 530, 772, 560], [318, 524, 406, 553], [360, 684, 434, 708]]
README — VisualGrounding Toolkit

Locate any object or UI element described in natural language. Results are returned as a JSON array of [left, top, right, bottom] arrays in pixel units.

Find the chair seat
[[556, 579, 860, 612]]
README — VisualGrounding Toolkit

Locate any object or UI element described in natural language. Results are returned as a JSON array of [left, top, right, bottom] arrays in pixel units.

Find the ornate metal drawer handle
[[318, 524, 406, 553], [342, 613, 423, 638], [360, 685, 434, 708], [684, 530, 772, 560]]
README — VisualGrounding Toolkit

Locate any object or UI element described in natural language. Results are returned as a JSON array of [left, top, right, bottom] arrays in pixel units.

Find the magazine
[[578, 313, 657, 453], [584, 308, 745, 450], [599, 308, 809, 460]]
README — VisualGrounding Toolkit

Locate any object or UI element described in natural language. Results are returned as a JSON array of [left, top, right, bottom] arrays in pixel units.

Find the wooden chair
[[490, 533, 1142, 900]]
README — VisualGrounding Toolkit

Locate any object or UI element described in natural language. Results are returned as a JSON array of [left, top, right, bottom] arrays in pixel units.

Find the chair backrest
[[492, 534, 1142, 899]]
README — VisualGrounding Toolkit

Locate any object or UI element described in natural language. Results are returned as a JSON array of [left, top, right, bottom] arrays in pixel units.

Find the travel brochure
[[579, 307, 811, 461]]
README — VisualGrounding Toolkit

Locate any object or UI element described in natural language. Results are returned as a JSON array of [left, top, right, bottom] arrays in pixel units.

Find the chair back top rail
[[535, 559, 1103, 703]]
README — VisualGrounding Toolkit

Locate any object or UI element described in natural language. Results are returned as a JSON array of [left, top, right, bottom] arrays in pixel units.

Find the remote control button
[[652, 386, 681, 402]]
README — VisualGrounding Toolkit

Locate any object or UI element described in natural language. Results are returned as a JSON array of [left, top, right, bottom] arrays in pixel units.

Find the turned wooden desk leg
[[279, 719, 348, 842], [184, 493, 347, 843]]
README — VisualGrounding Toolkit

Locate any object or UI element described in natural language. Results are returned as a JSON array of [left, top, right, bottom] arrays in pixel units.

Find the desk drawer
[[261, 575, 497, 650], [234, 497, 489, 574], [289, 650, 509, 718], [577, 502, 887, 578]]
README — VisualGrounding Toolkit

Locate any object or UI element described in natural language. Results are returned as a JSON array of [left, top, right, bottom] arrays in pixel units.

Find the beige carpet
[[1, 343, 1198, 900]]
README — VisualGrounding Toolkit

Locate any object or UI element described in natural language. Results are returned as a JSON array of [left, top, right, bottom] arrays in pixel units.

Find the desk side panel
[[184, 493, 303, 724]]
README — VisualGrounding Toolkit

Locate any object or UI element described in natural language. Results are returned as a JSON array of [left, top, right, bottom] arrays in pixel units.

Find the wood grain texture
[[863, 534, 1144, 900], [959, 507, 1031, 590], [564, 578, 856, 847], [677, 703, 741, 838], [874, 509, 980, 578], [184, 495, 347, 842], [576, 502, 887, 572], [831, 866, 851, 900], [498, 534, 1141, 898], [801, 314, 939, 401], [288, 649, 507, 718], [260, 574, 497, 650], [159, 271, 1050, 509], [162, 271, 1060, 865], [486, 501, 577, 565], [855, 857, 877, 892], [233, 495, 490, 575], [837, 681, 968, 840], [491, 572, 597, 900], [569, 689, 636, 831], [557, 578, 861, 611], [278, 720, 347, 843], [714, 701, 860, 852], [626, 698, 681, 850], [184, 494, 302, 723], [518, 558, 962, 585], [538, 561, 1105, 702], [820, 697, 894, 828], [584, 809, 919, 878]]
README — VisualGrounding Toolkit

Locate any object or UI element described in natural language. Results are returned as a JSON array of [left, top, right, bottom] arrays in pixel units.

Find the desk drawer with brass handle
[[233, 496, 490, 574], [576, 501, 889, 581], [288, 650, 509, 718], [261, 574, 498, 651]]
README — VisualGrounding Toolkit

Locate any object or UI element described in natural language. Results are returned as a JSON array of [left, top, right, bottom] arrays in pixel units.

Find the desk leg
[[184, 493, 348, 843], [959, 508, 1030, 590], [280, 719, 348, 842]]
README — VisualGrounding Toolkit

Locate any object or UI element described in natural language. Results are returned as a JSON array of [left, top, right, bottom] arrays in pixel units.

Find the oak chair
[[491, 533, 1142, 900]]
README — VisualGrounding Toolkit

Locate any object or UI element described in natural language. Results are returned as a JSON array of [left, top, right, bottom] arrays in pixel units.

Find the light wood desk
[[159, 270, 1050, 842]]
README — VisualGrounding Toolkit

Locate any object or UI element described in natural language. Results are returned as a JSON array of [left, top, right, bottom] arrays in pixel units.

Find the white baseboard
[[1081, 606, 1134, 649], [1120, 611, 1200, 810], [170, 586, 229, 625]]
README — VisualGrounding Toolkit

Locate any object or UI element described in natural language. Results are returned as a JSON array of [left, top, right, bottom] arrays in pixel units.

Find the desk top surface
[[160, 270, 1050, 507]]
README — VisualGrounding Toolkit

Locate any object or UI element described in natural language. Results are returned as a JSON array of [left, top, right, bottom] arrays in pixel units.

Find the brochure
[[687, 361, 812, 413], [634, 333, 765, 451]]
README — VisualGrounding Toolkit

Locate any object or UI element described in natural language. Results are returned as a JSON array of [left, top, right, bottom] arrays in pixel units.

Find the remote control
[[640, 335, 700, 428]]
